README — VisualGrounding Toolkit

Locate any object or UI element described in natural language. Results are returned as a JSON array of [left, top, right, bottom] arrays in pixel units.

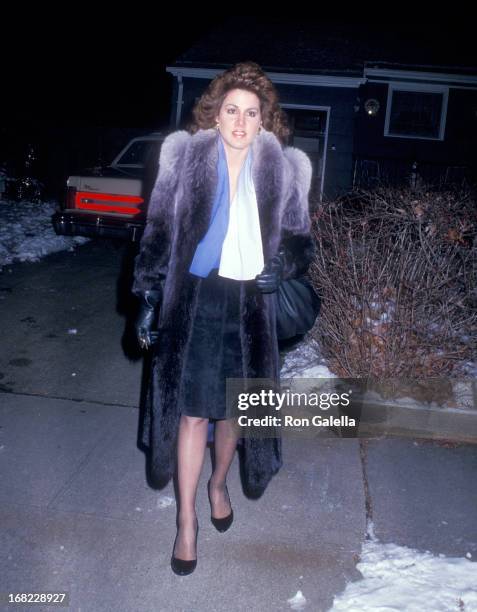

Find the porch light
[[364, 98, 380, 116]]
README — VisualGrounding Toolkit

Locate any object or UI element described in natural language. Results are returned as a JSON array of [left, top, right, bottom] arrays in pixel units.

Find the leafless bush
[[309, 183, 477, 379]]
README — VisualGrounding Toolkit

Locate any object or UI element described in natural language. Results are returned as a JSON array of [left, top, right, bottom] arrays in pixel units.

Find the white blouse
[[218, 150, 264, 281]]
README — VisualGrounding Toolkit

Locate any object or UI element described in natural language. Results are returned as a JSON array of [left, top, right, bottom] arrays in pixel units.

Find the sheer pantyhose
[[173, 415, 239, 560]]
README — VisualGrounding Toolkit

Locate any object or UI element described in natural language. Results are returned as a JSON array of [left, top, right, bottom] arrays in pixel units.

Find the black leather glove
[[135, 289, 162, 349], [255, 248, 285, 293]]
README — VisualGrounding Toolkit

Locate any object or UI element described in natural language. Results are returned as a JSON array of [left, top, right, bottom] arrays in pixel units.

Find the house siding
[[354, 82, 477, 184]]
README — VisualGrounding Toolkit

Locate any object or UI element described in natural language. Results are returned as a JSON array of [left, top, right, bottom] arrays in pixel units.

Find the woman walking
[[132, 61, 315, 575]]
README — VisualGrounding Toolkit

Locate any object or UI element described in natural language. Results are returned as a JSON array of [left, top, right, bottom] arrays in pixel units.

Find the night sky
[[4, 17, 227, 128]]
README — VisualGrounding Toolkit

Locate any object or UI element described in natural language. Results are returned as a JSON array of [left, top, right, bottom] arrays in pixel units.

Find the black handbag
[[273, 275, 321, 340]]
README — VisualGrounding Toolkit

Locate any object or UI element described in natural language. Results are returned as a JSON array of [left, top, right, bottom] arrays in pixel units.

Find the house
[[165, 21, 477, 204]]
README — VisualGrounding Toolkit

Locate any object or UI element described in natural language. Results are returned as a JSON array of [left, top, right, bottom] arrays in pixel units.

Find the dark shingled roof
[[173, 20, 477, 76]]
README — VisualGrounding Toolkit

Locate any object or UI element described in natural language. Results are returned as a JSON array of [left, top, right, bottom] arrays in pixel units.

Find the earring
[[258, 123, 263, 135], [215, 122, 220, 131]]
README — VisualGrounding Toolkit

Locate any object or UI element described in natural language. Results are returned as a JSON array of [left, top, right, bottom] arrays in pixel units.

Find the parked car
[[52, 132, 164, 242]]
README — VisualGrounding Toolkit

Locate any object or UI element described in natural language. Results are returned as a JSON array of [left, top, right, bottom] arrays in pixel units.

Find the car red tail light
[[73, 191, 143, 215]]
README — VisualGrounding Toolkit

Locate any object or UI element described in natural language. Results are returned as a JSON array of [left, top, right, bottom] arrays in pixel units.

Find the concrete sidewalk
[[0, 392, 365, 611], [1, 391, 476, 612]]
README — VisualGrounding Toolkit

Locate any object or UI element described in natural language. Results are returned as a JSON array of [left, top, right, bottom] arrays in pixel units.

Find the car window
[[114, 140, 161, 167]]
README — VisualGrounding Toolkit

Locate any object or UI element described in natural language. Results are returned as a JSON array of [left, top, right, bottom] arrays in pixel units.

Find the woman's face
[[215, 88, 262, 152]]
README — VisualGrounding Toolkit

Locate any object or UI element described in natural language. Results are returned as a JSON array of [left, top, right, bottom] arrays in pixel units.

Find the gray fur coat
[[132, 127, 314, 498]]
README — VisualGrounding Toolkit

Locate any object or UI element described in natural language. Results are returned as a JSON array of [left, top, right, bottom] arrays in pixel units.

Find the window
[[384, 84, 448, 140], [114, 140, 161, 168]]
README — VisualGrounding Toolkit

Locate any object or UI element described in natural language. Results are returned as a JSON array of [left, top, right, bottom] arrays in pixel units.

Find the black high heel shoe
[[171, 518, 199, 576], [207, 479, 234, 533]]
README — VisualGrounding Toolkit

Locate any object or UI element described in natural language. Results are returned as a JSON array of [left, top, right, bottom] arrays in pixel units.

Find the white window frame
[[384, 82, 449, 141]]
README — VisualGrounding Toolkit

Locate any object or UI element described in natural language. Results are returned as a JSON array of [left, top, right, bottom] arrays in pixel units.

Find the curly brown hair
[[188, 61, 290, 144]]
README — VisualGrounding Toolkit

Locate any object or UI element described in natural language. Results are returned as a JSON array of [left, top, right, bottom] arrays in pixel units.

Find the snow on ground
[[280, 336, 333, 379], [0, 198, 89, 271], [329, 523, 477, 612]]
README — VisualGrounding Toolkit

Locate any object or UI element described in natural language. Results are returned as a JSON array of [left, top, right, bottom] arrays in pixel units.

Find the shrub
[[309, 183, 477, 379]]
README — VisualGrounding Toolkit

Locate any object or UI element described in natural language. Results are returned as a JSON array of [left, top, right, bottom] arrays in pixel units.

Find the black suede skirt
[[179, 268, 246, 420]]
